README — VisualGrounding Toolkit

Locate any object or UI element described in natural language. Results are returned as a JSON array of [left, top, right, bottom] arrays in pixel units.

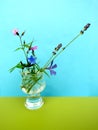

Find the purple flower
[[46, 60, 57, 75], [27, 55, 36, 64]]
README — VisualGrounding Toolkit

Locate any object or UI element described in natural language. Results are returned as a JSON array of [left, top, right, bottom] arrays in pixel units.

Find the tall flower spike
[[84, 23, 91, 31]]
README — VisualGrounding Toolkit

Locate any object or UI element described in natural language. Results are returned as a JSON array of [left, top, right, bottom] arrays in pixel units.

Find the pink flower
[[30, 46, 38, 50], [12, 29, 19, 35]]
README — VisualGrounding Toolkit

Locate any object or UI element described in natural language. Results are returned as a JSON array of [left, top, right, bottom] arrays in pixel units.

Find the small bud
[[52, 51, 56, 55], [62, 47, 65, 50], [80, 30, 84, 34], [23, 41, 25, 44], [16, 32, 19, 36], [21, 31, 25, 36]]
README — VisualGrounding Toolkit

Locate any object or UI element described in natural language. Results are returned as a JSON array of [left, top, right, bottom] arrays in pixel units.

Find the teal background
[[0, 0, 98, 96]]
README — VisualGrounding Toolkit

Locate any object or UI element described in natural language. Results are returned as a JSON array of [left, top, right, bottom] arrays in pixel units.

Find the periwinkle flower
[[27, 55, 36, 65], [46, 60, 57, 75]]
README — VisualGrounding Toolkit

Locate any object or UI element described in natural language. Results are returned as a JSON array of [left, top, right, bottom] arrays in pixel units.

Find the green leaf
[[16, 63, 23, 68], [23, 44, 30, 48], [14, 47, 23, 51], [9, 62, 23, 72], [9, 66, 16, 72], [28, 41, 34, 46]]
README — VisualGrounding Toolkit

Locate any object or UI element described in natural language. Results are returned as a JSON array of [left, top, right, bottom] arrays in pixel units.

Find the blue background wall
[[0, 0, 98, 96]]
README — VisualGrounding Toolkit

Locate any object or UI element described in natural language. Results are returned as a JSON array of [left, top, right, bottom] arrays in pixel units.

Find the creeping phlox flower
[[12, 29, 19, 35], [46, 60, 57, 75], [30, 46, 38, 51]]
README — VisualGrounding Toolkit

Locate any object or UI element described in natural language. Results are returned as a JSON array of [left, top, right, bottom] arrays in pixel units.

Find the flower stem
[[43, 32, 82, 69], [43, 55, 54, 69], [19, 36, 28, 63], [52, 33, 81, 61]]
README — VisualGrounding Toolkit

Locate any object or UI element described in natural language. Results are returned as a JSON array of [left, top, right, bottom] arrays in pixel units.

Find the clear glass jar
[[21, 71, 46, 110]]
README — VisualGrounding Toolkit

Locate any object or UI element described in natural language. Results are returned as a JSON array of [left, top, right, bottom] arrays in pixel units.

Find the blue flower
[[46, 60, 57, 75], [27, 55, 36, 64]]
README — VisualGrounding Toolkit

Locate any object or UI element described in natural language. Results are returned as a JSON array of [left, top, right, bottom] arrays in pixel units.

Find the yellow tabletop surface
[[0, 97, 98, 130]]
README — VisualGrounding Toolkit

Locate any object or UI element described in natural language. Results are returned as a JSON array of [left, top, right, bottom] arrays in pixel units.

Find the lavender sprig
[[43, 23, 91, 70]]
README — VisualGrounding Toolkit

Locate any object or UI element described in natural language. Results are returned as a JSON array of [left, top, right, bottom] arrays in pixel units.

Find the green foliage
[[9, 62, 23, 72]]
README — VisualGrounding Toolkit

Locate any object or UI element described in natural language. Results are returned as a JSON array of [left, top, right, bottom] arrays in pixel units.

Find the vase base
[[25, 96, 44, 110]]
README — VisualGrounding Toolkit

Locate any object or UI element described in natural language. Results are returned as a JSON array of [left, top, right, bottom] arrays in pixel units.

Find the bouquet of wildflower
[[10, 23, 90, 93]]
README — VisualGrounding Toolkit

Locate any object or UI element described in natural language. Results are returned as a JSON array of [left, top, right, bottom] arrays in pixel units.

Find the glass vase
[[21, 71, 46, 110]]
